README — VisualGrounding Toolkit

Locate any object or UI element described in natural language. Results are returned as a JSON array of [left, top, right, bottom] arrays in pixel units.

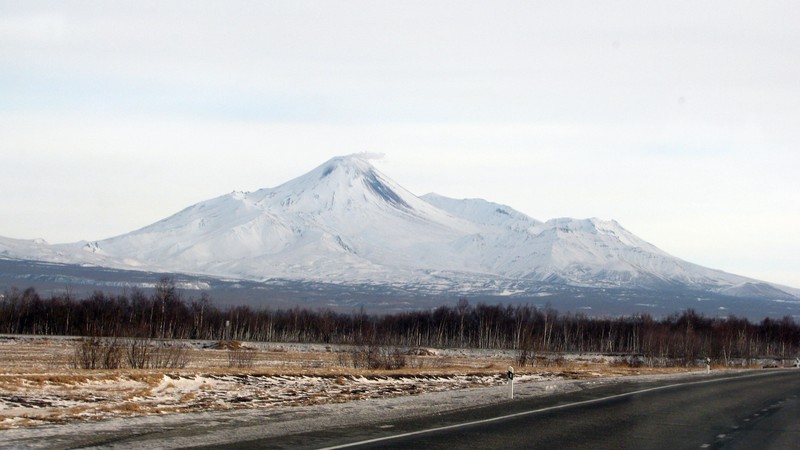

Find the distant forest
[[2, 278, 798, 365]]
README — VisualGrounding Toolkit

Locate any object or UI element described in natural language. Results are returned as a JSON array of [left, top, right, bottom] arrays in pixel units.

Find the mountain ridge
[[1, 154, 797, 308]]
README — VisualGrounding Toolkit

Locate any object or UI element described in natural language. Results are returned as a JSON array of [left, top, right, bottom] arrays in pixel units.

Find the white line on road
[[319, 371, 783, 450]]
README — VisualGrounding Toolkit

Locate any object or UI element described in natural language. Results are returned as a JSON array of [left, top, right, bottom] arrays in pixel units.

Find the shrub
[[227, 347, 256, 368], [72, 337, 122, 369]]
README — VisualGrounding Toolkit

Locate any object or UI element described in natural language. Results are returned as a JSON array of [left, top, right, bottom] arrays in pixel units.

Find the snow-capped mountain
[[1, 154, 798, 304]]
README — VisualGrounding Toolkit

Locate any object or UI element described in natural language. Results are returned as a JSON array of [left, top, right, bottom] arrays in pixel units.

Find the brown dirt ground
[[0, 338, 708, 430]]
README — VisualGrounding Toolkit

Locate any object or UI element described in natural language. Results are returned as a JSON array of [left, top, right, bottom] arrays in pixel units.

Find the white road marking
[[319, 371, 783, 449]]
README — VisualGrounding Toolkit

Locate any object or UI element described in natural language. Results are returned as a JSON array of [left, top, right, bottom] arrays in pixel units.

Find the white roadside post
[[507, 366, 515, 399], [706, 357, 711, 374]]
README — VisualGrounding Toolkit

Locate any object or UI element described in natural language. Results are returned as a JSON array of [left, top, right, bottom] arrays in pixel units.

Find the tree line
[[2, 279, 799, 366]]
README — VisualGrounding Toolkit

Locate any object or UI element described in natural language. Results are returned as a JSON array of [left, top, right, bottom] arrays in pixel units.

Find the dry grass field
[[0, 335, 704, 430]]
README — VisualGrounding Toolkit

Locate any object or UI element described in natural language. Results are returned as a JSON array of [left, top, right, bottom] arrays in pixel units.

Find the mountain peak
[[266, 154, 417, 213], [318, 153, 384, 177]]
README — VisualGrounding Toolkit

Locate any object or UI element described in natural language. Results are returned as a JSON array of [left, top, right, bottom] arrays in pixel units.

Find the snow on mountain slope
[[526, 218, 733, 286], [69, 155, 478, 280], [1, 154, 797, 301], [0, 236, 68, 263], [420, 193, 542, 231], [416, 194, 742, 288]]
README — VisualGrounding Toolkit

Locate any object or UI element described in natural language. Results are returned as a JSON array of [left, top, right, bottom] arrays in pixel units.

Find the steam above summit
[[1, 154, 797, 306]]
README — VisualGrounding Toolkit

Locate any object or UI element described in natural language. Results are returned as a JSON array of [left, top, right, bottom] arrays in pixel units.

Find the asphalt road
[[224, 370, 800, 450]]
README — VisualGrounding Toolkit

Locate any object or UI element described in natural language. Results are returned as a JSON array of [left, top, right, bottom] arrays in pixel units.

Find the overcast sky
[[1, 1, 798, 288]]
